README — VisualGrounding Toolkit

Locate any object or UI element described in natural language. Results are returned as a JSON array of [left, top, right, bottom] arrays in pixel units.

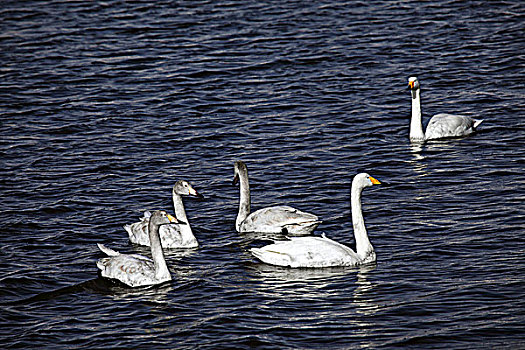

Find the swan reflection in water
[[15, 276, 176, 305], [250, 262, 356, 285], [408, 143, 427, 176], [352, 265, 380, 317], [246, 260, 381, 344], [97, 278, 175, 303], [248, 261, 380, 319]]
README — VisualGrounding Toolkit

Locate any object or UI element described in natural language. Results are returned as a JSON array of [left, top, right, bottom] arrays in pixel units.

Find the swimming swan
[[97, 210, 179, 287], [408, 76, 483, 141], [250, 173, 380, 268], [233, 161, 321, 235], [124, 180, 202, 248]]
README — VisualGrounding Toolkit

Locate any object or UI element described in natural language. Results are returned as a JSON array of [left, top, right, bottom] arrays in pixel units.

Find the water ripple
[[1, 0, 524, 349]]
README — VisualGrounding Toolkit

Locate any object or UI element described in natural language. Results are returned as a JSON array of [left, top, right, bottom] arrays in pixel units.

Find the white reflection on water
[[247, 261, 383, 347], [352, 265, 379, 317], [347, 265, 383, 349], [249, 262, 354, 296], [408, 143, 427, 176], [248, 262, 381, 316], [104, 281, 174, 304]]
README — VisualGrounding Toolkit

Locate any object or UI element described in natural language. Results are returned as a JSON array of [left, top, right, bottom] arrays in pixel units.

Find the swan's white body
[[97, 210, 175, 287], [124, 180, 201, 248], [408, 77, 483, 141], [250, 173, 380, 268], [234, 161, 321, 235]]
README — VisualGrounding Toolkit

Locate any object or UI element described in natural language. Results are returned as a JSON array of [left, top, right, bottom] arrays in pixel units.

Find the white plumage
[[408, 77, 483, 141], [250, 173, 380, 268], [97, 210, 176, 287], [233, 161, 321, 235], [124, 180, 202, 248]]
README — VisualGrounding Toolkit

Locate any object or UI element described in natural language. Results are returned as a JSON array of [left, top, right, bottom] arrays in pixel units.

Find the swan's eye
[[408, 80, 419, 89]]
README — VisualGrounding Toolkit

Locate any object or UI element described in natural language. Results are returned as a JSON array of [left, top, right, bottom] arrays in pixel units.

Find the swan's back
[[425, 113, 482, 140], [97, 253, 162, 287], [250, 235, 359, 268], [124, 211, 197, 248], [241, 205, 320, 235], [158, 225, 197, 248], [124, 212, 150, 245]]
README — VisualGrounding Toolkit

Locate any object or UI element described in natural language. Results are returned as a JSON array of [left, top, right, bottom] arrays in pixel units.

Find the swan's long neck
[[410, 89, 425, 141], [148, 220, 170, 281], [351, 183, 374, 262], [172, 192, 194, 243], [236, 169, 251, 231]]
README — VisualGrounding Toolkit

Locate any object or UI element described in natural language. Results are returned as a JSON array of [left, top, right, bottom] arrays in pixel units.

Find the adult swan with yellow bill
[[250, 173, 381, 268], [408, 76, 483, 141]]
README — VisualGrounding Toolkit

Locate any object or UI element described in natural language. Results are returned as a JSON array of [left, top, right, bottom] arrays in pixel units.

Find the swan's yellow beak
[[166, 214, 177, 223], [370, 176, 381, 185], [408, 81, 414, 89]]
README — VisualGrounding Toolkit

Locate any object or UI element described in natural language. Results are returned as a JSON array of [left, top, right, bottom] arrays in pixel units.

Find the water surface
[[1, 1, 524, 348]]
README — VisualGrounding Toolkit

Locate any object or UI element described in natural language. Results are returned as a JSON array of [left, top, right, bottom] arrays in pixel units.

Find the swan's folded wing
[[97, 254, 156, 287], [124, 215, 150, 245], [124, 213, 195, 248], [251, 236, 358, 268], [242, 206, 320, 233], [157, 224, 188, 248], [426, 114, 476, 139]]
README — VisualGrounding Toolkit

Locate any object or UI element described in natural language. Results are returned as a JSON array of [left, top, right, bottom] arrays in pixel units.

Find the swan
[[97, 210, 179, 287], [233, 160, 321, 235], [250, 173, 381, 268], [124, 180, 202, 248], [408, 76, 483, 141]]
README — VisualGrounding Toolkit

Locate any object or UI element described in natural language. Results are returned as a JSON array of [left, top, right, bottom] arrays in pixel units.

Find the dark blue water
[[1, 1, 524, 348]]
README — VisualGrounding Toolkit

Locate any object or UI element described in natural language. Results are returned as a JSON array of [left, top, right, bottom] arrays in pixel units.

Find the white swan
[[97, 210, 178, 287], [124, 180, 202, 248], [250, 173, 380, 268], [408, 76, 483, 141], [233, 161, 321, 235]]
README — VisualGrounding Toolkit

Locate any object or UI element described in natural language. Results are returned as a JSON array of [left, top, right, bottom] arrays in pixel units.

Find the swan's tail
[[123, 224, 132, 236], [250, 247, 277, 265], [97, 243, 120, 257], [250, 247, 293, 267], [250, 247, 265, 261], [473, 119, 483, 129]]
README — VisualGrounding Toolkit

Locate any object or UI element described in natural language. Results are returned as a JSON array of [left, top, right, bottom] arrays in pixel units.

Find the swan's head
[[353, 173, 381, 190], [173, 180, 203, 198], [408, 77, 420, 99], [149, 210, 178, 227], [408, 77, 420, 90], [233, 160, 248, 185]]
